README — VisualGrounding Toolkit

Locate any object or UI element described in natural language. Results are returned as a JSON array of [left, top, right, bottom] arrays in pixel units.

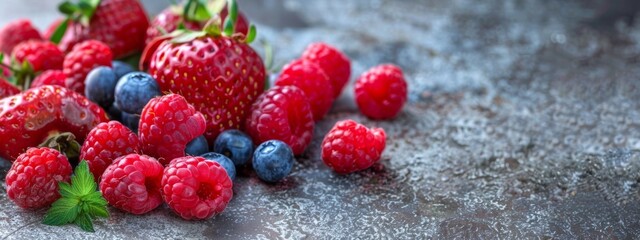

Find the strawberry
[[0, 19, 42, 55], [0, 78, 20, 98], [145, 7, 203, 45], [63, 40, 113, 94], [0, 85, 109, 161], [144, 0, 264, 143]]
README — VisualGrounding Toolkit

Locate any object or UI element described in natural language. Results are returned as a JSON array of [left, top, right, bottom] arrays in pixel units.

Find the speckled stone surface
[[2, 0, 640, 239]]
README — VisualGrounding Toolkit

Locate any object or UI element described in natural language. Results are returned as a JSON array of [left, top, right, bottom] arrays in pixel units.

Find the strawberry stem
[[222, 0, 238, 37], [39, 132, 82, 167]]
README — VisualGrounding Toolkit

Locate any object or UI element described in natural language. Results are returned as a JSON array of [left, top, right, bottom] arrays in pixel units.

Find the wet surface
[[2, 0, 640, 239]]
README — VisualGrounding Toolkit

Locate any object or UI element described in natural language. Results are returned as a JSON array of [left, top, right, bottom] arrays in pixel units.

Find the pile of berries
[[0, 0, 408, 231]]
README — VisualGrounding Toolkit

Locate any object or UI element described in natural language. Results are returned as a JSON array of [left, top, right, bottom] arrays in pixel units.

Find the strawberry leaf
[[58, 182, 77, 198], [184, 0, 211, 22], [42, 198, 80, 226], [74, 212, 94, 232], [50, 18, 70, 45], [171, 31, 207, 43], [222, 0, 238, 37], [245, 25, 257, 44], [71, 160, 96, 196], [58, 2, 79, 15]]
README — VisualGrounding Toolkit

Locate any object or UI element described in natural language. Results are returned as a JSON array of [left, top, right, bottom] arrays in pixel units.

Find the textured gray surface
[[2, 0, 640, 239]]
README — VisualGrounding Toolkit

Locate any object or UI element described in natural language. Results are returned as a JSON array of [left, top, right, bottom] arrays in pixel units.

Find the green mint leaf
[[71, 161, 96, 196], [58, 182, 77, 198], [74, 212, 94, 232], [43, 198, 80, 226], [50, 18, 70, 45], [88, 204, 109, 218], [82, 191, 108, 206]]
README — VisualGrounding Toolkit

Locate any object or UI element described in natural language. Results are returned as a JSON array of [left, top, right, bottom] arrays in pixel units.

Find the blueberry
[[201, 152, 236, 180], [252, 140, 294, 183], [121, 111, 140, 133], [107, 104, 122, 121], [185, 135, 209, 156], [85, 66, 117, 108], [112, 61, 135, 80], [213, 129, 254, 166], [115, 72, 161, 114]]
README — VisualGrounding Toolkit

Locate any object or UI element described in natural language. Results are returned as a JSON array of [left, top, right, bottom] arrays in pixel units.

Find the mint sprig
[[43, 160, 109, 232]]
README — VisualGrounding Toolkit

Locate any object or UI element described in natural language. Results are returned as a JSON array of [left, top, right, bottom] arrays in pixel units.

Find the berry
[[213, 129, 253, 166], [107, 104, 122, 121], [301, 43, 351, 98], [11, 41, 64, 72], [185, 135, 209, 156], [275, 59, 334, 121], [145, 7, 202, 45], [5, 147, 72, 209], [252, 140, 294, 183], [355, 64, 407, 119], [112, 61, 135, 80], [63, 40, 113, 94], [139, 94, 207, 165], [85, 66, 117, 108], [99, 154, 164, 215], [244, 86, 314, 155], [321, 120, 386, 174], [201, 152, 236, 180], [161, 156, 233, 220], [80, 121, 141, 180], [31, 70, 66, 88], [114, 72, 161, 114], [120, 111, 140, 133], [0, 19, 42, 55], [0, 86, 109, 160], [0, 78, 20, 98]]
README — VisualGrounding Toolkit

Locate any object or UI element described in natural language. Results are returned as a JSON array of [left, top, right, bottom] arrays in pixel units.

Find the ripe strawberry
[[57, 0, 149, 58], [63, 40, 113, 94], [31, 70, 67, 88], [321, 120, 386, 174], [301, 43, 351, 98], [244, 86, 314, 155], [0, 85, 109, 160], [0, 78, 20, 98], [80, 121, 141, 180], [355, 64, 408, 119], [139, 94, 207, 165], [0, 19, 42, 55], [161, 156, 233, 220], [100, 154, 164, 215], [5, 147, 73, 209], [275, 59, 334, 121], [12, 41, 64, 72]]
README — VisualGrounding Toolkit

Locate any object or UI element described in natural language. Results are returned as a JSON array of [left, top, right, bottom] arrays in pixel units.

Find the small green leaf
[[58, 2, 79, 15], [74, 213, 94, 232], [222, 0, 238, 36], [71, 161, 96, 196], [82, 191, 107, 206], [50, 18, 70, 45], [245, 25, 257, 44], [202, 17, 222, 36], [206, 0, 226, 15], [88, 204, 109, 218], [171, 31, 207, 43], [183, 0, 211, 22], [43, 198, 80, 226], [58, 182, 77, 198]]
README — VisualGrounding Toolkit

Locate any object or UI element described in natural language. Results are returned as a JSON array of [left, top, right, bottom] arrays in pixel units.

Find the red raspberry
[[321, 120, 386, 174], [11, 41, 64, 72], [5, 147, 72, 209], [161, 156, 233, 220], [99, 154, 164, 215], [63, 40, 113, 94], [0, 19, 42, 55], [80, 121, 141, 181], [275, 59, 334, 121], [244, 86, 314, 155], [31, 70, 67, 88], [139, 94, 207, 165], [301, 43, 351, 98], [355, 64, 408, 120]]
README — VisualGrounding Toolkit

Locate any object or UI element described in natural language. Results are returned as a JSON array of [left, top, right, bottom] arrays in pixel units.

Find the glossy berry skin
[[244, 86, 314, 155], [120, 111, 140, 133], [147, 36, 266, 143], [144, 8, 202, 45], [185, 135, 209, 156], [252, 140, 294, 183], [355, 64, 407, 119], [275, 59, 334, 121], [31, 70, 66, 88], [63, 40, 113, 94], [112, 61, 135, 81], [5, 147, 72, 209], [11, 41, 64, 72], [213, 129, 253, 166], [100, 154, 164, 215], [85, 66, 118, 108], [301, 43, 351, 98], [0, 19, 42, 55], [201, 152, 236, 180], [80, 121, 141, 181], [321, 120, 386, 174], [139, 94, 207, 165], [161, 156, 233, 220], [0, 86, 109, 160], [0, 78, 20, 98], [114, 72, 161, 114]]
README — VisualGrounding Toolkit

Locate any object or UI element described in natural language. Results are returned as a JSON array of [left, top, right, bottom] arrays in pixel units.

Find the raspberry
[[275, 59, 334, 121], [63, 40, 113, 94], [161, 156, 233, 220], [80, 121, 141, 180], [244, 86, 314, 155], [12, 40, 64, 72], [0, 19, 42, 55], [31, 70, 67, 88], [301, 43, 351, 98], [355, 64, 408, 119], [99, 154, 164, 215], [321, 120, 386, 174], [139, 94, 207, 165], [5, 147, 72, 209]]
